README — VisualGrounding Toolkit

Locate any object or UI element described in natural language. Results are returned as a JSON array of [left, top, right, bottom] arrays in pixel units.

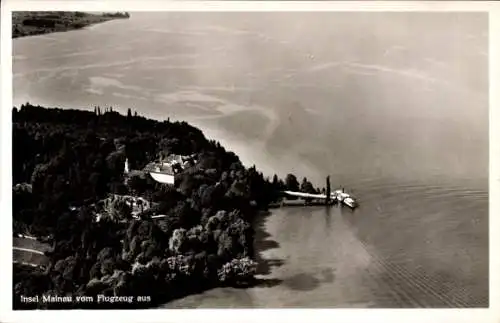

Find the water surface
[[13, 12, 489, 308]]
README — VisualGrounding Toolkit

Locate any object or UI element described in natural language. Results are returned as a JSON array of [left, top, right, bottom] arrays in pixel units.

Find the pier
[[281, 189, 358, 209]]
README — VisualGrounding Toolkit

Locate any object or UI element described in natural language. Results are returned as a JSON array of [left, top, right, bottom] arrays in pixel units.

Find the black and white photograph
[[1, 1, 498, 322]]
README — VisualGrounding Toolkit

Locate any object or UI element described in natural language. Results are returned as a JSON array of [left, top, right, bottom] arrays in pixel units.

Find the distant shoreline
[[12, 11, 130, 39]]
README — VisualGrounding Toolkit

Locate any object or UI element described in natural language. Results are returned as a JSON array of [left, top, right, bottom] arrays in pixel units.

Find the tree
[[89, 172, 107, 197], [97, 247, 115, 263], [169, 228, 187, 254], [217, 257, 257, 285], [107, 197, 132, 221], [12, 103, 322, 308], [272, 174, 279, 187], [127, 174, 148, 195], [216, 230, 235, 260], [101, 259, 116, 276], [300, 177, 315, 194], [178, 174, 198, 196], [285, 174, 299, 191], [226, 180, 249, 198], [31, 163, 51, 194]]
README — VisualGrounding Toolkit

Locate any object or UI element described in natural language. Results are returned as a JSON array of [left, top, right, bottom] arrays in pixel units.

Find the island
[[12, 103, 327, 309], [12, 11, 130, 39]]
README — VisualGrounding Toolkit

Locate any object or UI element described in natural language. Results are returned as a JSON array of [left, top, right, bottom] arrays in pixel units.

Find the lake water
[[13, 12, 489, 308]]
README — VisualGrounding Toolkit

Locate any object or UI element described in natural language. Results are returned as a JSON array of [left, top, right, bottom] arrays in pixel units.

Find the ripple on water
[[338, 178, 488, 307], [163, 177, 488, 308]]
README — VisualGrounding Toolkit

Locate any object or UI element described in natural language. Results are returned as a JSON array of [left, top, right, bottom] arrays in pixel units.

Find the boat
[[333, 189, 358, 209], [343, 197, 357, 208]]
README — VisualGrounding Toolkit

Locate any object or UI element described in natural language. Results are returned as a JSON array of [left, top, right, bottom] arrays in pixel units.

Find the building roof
[[144, 161, 175, 175]]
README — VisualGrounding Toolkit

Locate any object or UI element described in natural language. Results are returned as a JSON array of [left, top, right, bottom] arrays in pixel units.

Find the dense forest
[[12, 103, 320, 309], [12, 11, 130, 39]]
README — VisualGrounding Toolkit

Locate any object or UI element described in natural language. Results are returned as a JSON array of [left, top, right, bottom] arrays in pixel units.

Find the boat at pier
[[342, 196, 357, 208], [333, 189, 358, 208], [282, 189, 358, 209]]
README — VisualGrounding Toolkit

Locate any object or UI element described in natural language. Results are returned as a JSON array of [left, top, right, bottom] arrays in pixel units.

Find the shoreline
[[12, 12, 129, 39], [161, 210, 282, 309], [11, 99, 489, 308], [12, 104, 294, 309]]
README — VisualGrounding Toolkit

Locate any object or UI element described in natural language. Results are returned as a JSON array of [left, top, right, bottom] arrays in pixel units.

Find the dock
[[281, 189, 358, 209]]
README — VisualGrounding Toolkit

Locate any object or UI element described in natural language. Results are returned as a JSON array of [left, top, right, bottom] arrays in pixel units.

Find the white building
[[143, 154, 198, 185], [149, 172, 175, 185], [124, 154, 197, 186]]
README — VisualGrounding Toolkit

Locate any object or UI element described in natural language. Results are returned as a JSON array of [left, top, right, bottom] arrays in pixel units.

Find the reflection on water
[[165, 179, 487, 308], [13, 12, 488, 308]]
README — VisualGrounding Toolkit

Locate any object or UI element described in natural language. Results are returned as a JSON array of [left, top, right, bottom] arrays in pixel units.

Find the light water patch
[[155, 90, 224, 105], [85, 88, 104, 96], [112, 92, 148, 101], [87, 76, 146, 95], [140, 28, 206, 37]]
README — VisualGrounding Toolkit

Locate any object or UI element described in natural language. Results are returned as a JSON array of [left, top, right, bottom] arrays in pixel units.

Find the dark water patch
[[253, 211, 280, 251], [259, 239, 279, 251], [279, 201, 332, 207], [208, 110, 271, 141], [248, 277, 283, 288], [281, 205, 327, 216], [256, 258, 285, 276], [323, 206, 333, 229], [320, 267, 336, 283], [283, 273, 321, 292], [253, 211, 285, 276]]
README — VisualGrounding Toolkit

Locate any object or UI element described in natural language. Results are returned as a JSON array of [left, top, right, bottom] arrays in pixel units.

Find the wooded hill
[[13, 103, 319, 309]]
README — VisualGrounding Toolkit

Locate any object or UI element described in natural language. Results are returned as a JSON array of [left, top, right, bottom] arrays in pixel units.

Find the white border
[[1, 1, 499, 323], [1, 1, 500, 12]]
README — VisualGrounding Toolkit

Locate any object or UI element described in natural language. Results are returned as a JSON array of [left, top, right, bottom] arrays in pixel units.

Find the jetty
[[282, 189, 358, 209]]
